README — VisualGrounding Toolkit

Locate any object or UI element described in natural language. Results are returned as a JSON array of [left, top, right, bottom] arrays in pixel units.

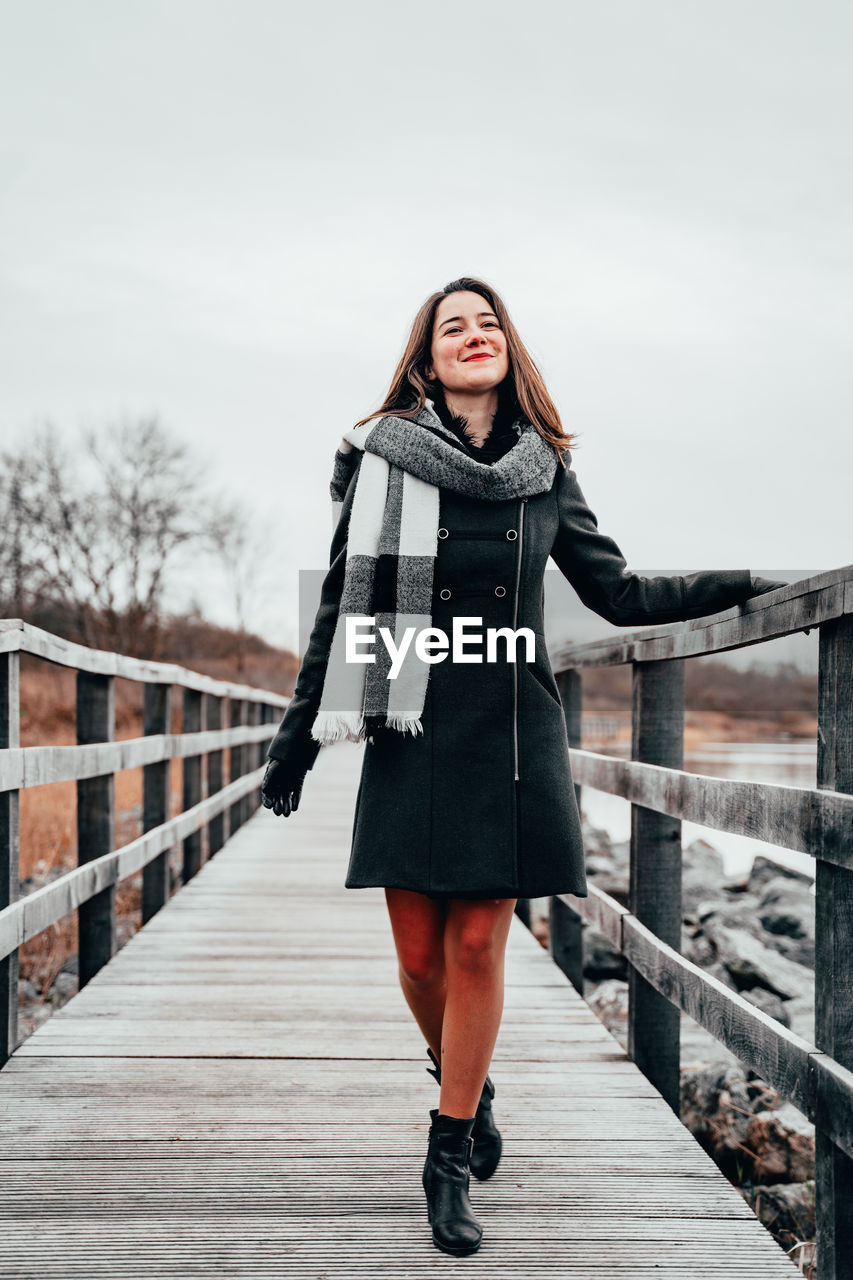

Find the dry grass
[[16, 656, 220, 1031]]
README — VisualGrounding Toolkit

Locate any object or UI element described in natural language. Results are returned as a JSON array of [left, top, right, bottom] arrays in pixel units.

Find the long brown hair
[[354, 276, 574, 465]]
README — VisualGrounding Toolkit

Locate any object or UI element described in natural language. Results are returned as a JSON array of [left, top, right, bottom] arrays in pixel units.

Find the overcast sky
[[2, 1, 850, 654]]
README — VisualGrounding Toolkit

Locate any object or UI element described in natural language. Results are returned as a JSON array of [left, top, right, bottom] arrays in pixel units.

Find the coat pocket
[[525, 662, 563, 708]]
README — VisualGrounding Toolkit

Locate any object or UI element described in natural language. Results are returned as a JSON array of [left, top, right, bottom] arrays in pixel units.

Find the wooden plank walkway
[[0, 744, 801, 1278]]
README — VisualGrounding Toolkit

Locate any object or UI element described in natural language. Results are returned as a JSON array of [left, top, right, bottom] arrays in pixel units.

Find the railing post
[[815, 616, 853, 1280], [549, 895, 584, 994], [552, 667, 584, 988], [628, 658, 684, 1114], [142, 683, 172, 923], [207, 693, 224, 858], [1, 651, 20, 1064], [513, 898, 531, 927], [245, 701, 263, 825], [181, 688, 204, 883], [76, 671, 116, 986], [229, 698, 246, 835]]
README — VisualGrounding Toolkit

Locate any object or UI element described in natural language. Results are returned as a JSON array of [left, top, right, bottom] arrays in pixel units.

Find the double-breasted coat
[[267, 424, 755, 899]]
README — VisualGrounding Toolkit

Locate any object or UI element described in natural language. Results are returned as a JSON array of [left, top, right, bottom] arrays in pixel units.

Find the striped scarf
[[310, 400, 559, 745]]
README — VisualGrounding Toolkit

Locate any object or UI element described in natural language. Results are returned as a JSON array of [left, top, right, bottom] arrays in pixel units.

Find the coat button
[[439, 588, 452, 601], [494, 586, 507, 598], [437, 527, 449, 540], [506, 529, 518, 541]]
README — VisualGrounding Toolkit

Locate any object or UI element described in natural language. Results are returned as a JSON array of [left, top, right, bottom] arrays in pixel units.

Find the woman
[[261, 277, 782, 1257]]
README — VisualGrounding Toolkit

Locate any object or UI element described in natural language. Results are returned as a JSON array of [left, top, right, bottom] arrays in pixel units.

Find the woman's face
[[426, 290, 509, 395]]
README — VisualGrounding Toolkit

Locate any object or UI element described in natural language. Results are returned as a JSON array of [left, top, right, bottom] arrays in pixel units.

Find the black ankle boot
[[426, 1047, 503, 1181], [422, 1109, 483, 1256]]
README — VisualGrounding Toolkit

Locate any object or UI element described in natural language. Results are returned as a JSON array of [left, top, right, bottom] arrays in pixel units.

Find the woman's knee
[[446, 900, 514, 976], [398, 952, 445, 987]]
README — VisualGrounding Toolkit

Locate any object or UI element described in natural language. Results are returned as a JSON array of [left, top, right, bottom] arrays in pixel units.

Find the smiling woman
[[260, 274, 782, 1257], [425, 295, 509, 446]]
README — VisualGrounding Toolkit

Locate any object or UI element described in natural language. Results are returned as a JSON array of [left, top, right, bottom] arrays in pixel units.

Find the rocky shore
[[535, 822, 816, 1270]]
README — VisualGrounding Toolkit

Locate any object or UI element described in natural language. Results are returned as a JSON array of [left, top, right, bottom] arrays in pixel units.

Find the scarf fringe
[[311, 711, 366, 745], [310, 711, 425, 745], [384, 715, 424, 736]]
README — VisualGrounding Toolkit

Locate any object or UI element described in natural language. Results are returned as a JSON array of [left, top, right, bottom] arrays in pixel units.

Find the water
[[579, 742, 818, 882]]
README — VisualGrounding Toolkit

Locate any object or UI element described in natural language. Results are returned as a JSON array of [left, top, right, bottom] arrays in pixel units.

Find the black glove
[[261, 758, 307, 817], [749, 575, 787, 596]]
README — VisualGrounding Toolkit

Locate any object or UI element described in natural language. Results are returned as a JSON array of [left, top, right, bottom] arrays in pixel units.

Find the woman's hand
[[749, 576, 787, 596], [261, 758, 307, 817]]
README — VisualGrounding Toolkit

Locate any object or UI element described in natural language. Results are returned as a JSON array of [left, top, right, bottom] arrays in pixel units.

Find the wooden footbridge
[[1, 570, 852, 1278]]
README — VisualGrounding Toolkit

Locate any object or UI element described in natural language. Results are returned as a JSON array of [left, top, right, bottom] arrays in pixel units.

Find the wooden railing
[[0, 619, 287, 1068], [4, 574, 852, 1271], [531, 567, 853, 1280]]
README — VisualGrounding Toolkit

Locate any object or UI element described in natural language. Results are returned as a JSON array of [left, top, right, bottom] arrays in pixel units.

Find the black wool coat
[[268, 423, 756, 900]]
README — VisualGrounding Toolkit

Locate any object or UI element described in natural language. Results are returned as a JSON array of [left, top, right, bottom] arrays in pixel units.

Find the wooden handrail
[[539, 566, 853, 1279], [0, 619, 289, 705], [568, 749, 853, 868], [549, 566, 852, 670], [0, 768, 264, 963], [0, 723, 277, 790]]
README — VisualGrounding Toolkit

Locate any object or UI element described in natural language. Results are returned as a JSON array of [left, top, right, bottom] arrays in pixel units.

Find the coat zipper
[[512, 499, 526, 782]]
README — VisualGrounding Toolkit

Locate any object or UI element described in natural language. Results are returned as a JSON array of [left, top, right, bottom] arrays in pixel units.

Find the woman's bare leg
[[384, 888, 448, 1060], [439, 897, 517, 1118]]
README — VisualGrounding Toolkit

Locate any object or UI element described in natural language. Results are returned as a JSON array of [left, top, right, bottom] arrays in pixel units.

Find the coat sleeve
[[550, 457, 755, 625], [266, 450, 363, 768]]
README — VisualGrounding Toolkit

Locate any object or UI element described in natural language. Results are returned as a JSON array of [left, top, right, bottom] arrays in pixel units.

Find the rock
[[747, 856, 813, 895], [585, 978, 628, 1046], [17, 1004, 51, 1040], [582, 825, 629, 901], [692, 887, 816, 970], [757, 878, 816, 967], [17, 978, 40, 1004], [681, 1064, 815, 1192], [741, 987, 791, 1028], [582, 928, 626, 981], [700, 919, 813, 1000], [764, 932, 815, 969], [585, 871, 629, 904], [693, 897, 736, 922], [681, 1063, 756, 1180], [581, 823, 619, 860], [683, 837, 727, 878], [691, 897, 764, 936], [704, 960, 738, 990], [48, 972, 77, 1004], [746, 1104, 815, 1184], [681, 840, 729, 914], [742, 1181, 816, 1254], [584, 853, 617, 877], [759, 877, 815, 935], [681, 925, 718, 969], [782, 993, 815, 1044]]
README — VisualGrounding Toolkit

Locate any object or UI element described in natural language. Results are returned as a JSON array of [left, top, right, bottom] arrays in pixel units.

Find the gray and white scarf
[[310, 400, 559, 745]]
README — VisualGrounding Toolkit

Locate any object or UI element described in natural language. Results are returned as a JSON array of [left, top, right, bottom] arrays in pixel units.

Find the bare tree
[[0, 416, 255, 658], [0, 447, 46, 616], [206, 498, 272, 675]]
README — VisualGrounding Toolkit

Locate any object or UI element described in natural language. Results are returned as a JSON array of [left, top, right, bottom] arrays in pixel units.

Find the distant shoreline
[[582, 708, 817, 753]]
